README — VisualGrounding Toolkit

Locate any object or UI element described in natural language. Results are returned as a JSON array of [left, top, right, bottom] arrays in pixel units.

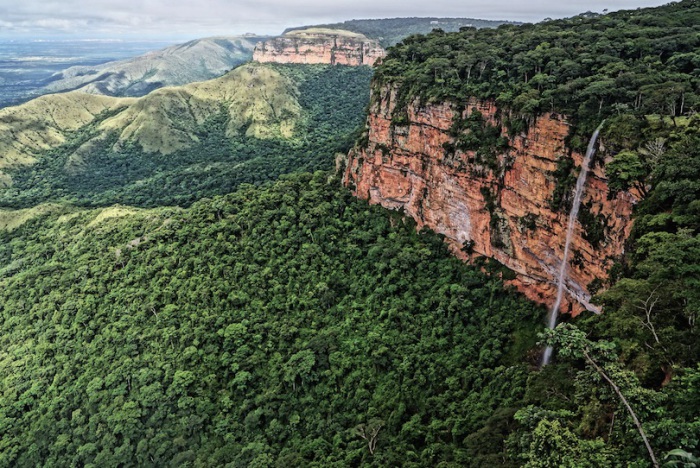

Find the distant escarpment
[[344, 86, 639, 315], [253, 28, 385, 66], [284, 17, 521, 47]]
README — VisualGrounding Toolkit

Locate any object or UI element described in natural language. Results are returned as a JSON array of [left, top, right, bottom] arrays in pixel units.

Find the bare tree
[[640, 137, 666, 166], [636, 289, 661, 345], [355, 418, 384, 455]]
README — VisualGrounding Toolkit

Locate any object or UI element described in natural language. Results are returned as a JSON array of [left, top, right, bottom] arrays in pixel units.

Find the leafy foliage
[[375, 1, 700, 150], [0, 173, 543, 467], [361, 1, 700, 463]]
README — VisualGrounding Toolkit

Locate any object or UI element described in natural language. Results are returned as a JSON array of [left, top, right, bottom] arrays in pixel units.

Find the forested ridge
[[376, 0, 699, 148], [284, 17, 519, 48]]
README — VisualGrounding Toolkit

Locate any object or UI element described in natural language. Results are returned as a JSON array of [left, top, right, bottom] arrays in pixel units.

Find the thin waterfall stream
[[542, 121, 605, 367]]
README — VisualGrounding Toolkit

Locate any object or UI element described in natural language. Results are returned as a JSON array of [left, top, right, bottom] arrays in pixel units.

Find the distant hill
[[284, 17, 520, 47], [0, 63, 372, 207], [0, 39, 172, 109], [0, 64, 296, 172], [38, 36, 267, 98]]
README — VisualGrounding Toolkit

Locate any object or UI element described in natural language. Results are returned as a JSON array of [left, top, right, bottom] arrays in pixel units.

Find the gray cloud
[[0, 0, 672, 39]]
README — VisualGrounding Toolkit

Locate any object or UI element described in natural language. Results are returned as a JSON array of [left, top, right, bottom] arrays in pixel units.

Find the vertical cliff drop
[[344, 88, 638, 315], [542, 122, 605, 366]]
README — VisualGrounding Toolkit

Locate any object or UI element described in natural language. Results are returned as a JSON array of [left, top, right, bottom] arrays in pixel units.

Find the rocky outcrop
[[253, 28, 385, 66], [344, 86, 638, 315]]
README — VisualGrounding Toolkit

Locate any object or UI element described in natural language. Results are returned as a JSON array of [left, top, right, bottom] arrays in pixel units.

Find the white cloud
[[0, 0, 673, 38]]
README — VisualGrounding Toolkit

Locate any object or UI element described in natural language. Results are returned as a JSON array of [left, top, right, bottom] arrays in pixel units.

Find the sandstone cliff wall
[[344, 86, 638, 315], [253, 29, 385, 66]]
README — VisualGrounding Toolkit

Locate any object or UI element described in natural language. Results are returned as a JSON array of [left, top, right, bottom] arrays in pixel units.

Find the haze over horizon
[[0, 0, 672, 40]]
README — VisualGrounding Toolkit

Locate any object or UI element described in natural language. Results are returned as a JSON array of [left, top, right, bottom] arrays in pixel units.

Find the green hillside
[[40, 36, 265, 98], [0, 63, 372, 208], [0, 3, 698, 467]]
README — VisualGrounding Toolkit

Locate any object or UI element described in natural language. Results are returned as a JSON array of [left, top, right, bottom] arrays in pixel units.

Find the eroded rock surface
[[344, 86, 638, 315]]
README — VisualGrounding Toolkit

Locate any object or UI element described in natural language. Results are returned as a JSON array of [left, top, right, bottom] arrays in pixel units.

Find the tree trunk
[[583, 350, 659, 468]]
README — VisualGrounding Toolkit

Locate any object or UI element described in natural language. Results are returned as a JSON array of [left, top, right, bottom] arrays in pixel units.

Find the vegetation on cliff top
[[285, 17, 520, 48], [375, 0, 699, 147], [0, 2, 698, 466]]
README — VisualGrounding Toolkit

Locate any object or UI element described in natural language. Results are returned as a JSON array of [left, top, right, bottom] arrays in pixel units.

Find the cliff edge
[[344, 86, 639, 315], [253, 28, 385, 66]]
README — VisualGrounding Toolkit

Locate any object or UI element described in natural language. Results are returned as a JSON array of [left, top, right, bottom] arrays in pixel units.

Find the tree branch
[[582, 349, 659, 468]]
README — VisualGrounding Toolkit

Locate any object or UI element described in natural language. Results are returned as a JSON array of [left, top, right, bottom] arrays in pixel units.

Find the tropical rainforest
[[0, 1, 698, 467]]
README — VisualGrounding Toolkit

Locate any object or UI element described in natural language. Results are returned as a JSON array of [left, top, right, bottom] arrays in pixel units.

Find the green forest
[[368, 0, 700, 466], [0, 0, 698, 467], [0, 173, 544, 466], [376, 0, 699, 149]]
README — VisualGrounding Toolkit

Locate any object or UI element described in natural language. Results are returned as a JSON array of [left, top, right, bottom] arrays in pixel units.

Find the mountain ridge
[[38, 36, 266, 98], [0, 63, 300, 182]]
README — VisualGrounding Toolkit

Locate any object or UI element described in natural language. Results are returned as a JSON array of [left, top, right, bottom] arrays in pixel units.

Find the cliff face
[[344, 86, 638, 315], [253, 28, 385, 66]]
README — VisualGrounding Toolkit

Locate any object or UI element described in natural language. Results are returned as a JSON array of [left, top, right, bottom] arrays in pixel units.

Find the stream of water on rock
[[542, 121, 605, 367]]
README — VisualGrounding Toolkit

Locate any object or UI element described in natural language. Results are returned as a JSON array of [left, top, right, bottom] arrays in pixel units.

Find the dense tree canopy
[[375, 0, 699, 147], [0, 1, 699, 466], [0, 173, 543, 467]]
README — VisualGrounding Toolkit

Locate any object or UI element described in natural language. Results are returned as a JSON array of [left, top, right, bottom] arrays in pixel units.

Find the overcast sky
[[0, 0, 672, 40]]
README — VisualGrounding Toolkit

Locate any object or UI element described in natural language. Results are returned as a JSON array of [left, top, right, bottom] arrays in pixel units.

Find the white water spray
[[542, 121, 605, 367]]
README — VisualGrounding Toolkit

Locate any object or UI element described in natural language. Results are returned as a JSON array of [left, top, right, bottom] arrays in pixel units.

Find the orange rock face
[[344, 86, 638, 315], [253, 29, 385, 66]]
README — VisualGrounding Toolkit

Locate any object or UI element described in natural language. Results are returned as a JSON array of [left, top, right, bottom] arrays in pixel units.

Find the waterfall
[[542, 121, 605, 367]]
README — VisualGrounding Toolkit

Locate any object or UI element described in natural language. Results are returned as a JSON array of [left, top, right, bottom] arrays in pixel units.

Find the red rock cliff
[[253, 28, 385, 66], [343, 86, 638, 315]]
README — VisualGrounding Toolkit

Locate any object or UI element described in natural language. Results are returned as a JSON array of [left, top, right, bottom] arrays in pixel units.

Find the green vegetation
[[359, 1, 700, 464], [285, 17, 519, 47], [0, 2, 698, 466], [0, 173, 543, 467], [0, 64, 372, 209], [375, 1, 699, 150], [516, 89, 700, 468]]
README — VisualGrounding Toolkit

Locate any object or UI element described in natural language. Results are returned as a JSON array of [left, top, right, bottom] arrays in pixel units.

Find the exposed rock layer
[[253, 28, 385, 66], [344, 86, 637, 315]]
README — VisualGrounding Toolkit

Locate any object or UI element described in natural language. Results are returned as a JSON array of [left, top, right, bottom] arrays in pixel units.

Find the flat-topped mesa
[[343, 85, 640, 316], [253, 28, 386, 66]]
